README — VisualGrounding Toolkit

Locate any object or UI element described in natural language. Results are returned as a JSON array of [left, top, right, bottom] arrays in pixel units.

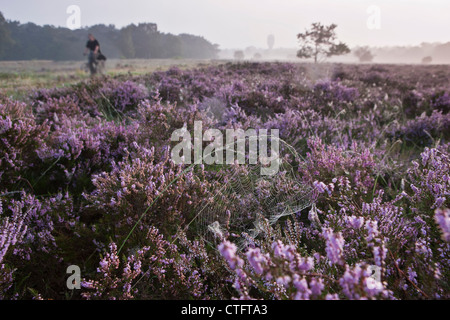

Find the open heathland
[[0, 61, 449, 300]]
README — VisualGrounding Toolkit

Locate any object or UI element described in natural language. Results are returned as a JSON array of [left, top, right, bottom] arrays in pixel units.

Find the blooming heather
[[435, 208, 450, 242], [0, 62, 448, 300]]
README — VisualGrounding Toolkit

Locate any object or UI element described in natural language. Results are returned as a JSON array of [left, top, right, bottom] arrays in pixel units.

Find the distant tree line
[[0, 12, 219, 61]]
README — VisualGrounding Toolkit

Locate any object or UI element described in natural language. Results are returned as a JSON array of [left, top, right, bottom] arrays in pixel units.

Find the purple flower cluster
[[82, 227, 216, 300], [0, 62, 449, 300], [390, 110, 450, 146], [0, 199, 28, 298], [406, 144, 450, 211], [431, 92, 450, 114], [435, 208, 450, 242], [99, 80, 149, 112]]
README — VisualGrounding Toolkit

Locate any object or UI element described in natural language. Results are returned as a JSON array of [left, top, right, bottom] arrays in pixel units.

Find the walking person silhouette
[[83, 34, 100, 76]]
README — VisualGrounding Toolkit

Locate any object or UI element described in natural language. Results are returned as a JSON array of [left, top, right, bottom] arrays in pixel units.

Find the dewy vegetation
[[0, 61, 449, 300]]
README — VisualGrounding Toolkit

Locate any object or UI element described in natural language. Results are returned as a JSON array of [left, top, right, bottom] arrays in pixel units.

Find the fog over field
[[0, 0, 449, 304], [2, 0, 450, 48], [1, 0, 450, 63]]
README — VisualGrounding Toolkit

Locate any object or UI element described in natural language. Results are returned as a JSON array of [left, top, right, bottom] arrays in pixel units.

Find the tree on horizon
[[354, 46, 375, 63], [297, 22, 350, 63]]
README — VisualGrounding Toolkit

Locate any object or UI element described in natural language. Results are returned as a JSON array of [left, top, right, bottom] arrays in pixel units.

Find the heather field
[[0, 61, 449, 300]]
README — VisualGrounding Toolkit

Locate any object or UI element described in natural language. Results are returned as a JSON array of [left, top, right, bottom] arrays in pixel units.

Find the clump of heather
[[431, 91, 450, 114], [99, 80, 149, 113], [390, 111, 450, 146], [299, 137, 376, 207], [405, 144, 450, 213], [155, 75, 184, 104], [0, 199, 28, 299], [435, 208, 450, 242], [217, 183, 448, 299], [217, 217, 393, 300], [134, 99, 210, 145], [0, 62, 449, 300], [34, 114, 105, 194], [33, 96, 83, 125], [82, 142, 214, 245], [0, 98, 49, 191], [309, 79, 360, 115], [402, 89, 426, 118], [0, 192, 79, 299], [81, 227, 226, 300]]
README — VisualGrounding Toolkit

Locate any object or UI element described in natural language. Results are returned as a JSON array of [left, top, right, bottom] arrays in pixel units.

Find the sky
[[1, 0, 449, 49]]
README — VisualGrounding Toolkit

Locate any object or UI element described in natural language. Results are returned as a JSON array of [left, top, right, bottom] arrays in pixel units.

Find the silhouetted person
[[84, 34, 100, 75]]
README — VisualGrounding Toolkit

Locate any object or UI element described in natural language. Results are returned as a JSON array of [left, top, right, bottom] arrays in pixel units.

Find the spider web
[[189, 137, 313, 247]]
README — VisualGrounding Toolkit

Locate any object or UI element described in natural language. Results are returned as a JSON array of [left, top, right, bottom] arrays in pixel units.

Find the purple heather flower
[[246, 247, 268, 275], [218, 241, 243, 270], [313, 181, 327, 194], [346, 216, 365, 229], [435, 208, 450, 242], [322, 228, 345, 265]]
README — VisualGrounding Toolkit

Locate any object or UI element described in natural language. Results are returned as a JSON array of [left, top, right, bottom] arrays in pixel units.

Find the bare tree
[[297, 22, 350, 63]]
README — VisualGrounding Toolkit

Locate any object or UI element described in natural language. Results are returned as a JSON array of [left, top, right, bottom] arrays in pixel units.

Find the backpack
[[97, 53, 107, 61]]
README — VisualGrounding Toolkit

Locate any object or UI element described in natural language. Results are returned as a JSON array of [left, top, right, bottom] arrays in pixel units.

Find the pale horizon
[[1, 0, 449, 49]]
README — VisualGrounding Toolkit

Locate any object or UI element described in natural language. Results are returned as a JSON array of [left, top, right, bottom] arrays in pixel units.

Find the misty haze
[[1, 0, 450, 63], [0, 0, 449, 303]]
